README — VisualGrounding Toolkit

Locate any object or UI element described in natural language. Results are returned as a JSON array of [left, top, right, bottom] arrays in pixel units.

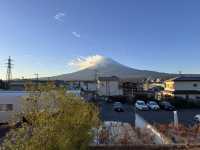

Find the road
[[99, 100, 200, 126]]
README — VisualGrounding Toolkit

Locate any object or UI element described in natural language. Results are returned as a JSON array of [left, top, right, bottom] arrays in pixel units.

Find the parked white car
[[194, 114, 200, 123], [135, 100, 148, 110], [147, 101, 160, 110]]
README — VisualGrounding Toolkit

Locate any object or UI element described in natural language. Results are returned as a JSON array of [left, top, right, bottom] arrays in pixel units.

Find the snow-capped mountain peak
[[47, 55, 172, 81], [68, 55, 121, 70]]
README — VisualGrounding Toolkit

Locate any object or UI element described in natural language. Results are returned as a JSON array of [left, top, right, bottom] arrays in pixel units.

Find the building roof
[[166, 76, 200, 82], [98, 76, 119, 81]]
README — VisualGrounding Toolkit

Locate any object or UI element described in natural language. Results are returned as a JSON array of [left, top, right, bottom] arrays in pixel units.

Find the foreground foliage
[[2, 82, 100, 150], [155, 123, 200, 144], [93, 122, 155, 145]]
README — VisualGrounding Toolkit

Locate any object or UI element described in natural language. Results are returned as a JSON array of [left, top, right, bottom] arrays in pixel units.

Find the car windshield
[[195, 115, 200, 118], [137, 101, 145, 105], [163, 102, 171, 106], [114, 102, 122, 106], [149, 101, 157, 105], [114, 102, 121, 105]]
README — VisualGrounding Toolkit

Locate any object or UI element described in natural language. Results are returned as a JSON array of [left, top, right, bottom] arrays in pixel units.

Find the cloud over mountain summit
[[68, 55, 106, 70]]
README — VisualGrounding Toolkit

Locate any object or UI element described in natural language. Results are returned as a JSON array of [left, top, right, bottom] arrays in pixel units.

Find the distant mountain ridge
[[45, 56, 175, 81]]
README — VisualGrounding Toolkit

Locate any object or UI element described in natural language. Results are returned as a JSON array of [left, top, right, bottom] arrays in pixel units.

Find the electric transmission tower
[[6, 56, 13, 83]]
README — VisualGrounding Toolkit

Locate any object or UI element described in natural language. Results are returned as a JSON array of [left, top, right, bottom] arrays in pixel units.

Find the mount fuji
[[46, 56, 173, 81]]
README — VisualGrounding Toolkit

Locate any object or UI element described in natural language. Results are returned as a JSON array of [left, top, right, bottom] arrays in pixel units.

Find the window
[[193, 83, 198, 87], [0, 104, 13, 111]]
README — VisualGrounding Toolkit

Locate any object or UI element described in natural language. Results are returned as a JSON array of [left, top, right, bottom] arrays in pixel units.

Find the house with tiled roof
[[164, 76, 200, 100]]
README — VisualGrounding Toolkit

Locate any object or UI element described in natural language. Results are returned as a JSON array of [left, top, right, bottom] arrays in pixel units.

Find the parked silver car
[[147, 101, 160, 110], [135, 100, 149, 110]]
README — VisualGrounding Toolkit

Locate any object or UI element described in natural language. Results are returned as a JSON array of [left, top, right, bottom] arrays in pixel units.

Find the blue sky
[[0, 0, 200, 79]]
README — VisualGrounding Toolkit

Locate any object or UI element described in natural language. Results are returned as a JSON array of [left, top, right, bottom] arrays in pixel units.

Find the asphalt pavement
[[137, 109, 200, 126], [99, 100, 200, 126], [99, 101, 135, 124]]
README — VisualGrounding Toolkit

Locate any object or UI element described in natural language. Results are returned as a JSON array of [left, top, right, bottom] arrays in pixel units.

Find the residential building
[[97, 76, 122, 96], [122, 81, 143, 96], [80, 81, 97, 92], [164, 76, 200, 100], [143, 78, 164, 91]]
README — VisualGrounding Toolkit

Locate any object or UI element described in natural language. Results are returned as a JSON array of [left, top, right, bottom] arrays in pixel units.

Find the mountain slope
[[47, 56, 173, 81]]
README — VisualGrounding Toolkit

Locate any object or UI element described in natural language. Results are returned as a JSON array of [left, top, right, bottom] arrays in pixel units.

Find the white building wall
[[87, 82, 97, 91], [175, 81, 200, 91], [97, 81, 121, 96], [97, 81, 107, 96], [109, 81, 120, 95], [0, 91, 25, 122]]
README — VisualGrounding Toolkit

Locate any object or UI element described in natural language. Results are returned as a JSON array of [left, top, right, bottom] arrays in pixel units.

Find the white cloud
[[72, 31, 81, 38], [54, 12, 65, 21], [68, 55, 104, 70]]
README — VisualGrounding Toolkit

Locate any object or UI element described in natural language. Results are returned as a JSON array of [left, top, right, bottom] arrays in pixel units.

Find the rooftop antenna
[[6, 56, 14, 83], [178, 71, 182, 77]]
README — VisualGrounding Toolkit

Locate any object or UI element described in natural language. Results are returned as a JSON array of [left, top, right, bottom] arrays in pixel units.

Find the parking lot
[[99, 100, 135, 124], [99, 100, 200, 126], [137, 109, 200, 126]]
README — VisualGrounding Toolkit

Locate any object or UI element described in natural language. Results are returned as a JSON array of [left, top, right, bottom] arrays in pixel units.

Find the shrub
[[2, 82, 100, 150], [155, 123, 200, 144]]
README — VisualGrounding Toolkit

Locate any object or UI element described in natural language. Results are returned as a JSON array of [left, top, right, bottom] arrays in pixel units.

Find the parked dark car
[[159, 101, 175, 111], [113, 102, 124, 112]]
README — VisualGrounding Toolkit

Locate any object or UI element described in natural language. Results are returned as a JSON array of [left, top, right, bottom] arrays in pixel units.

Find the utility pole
[[5, 56, 13, 86], [94, 69, 99, 100], [34, 73, 39, 81], [34, 73, 40, 88]]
